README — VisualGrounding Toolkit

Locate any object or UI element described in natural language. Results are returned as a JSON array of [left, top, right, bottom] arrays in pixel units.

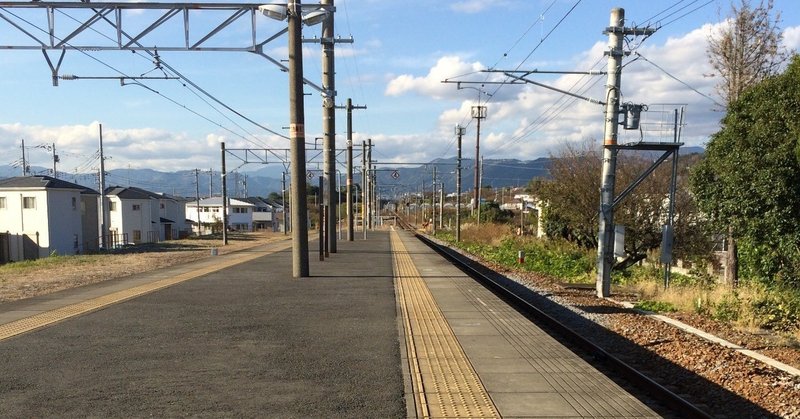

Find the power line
[[1, 7, 278, 151], [53, 8, 286, 144], [633, 52, 724, 107], [441, 0, 584, 160]]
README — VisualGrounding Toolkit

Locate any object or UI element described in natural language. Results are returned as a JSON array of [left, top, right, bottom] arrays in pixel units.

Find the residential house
[[185, 197, 255, 235], [154, 193, 189, 240], [105, 186, 186, 244], [241, 197, 277, 231], [0, 175, 99, 262]]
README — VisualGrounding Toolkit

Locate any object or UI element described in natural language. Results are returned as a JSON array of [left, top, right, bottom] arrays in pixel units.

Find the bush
[[712, 292, 741, 323], [634, 300, 677, 313], [750, 287, 800, 332]]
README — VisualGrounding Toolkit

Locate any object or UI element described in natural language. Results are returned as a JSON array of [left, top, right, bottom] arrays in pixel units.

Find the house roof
[[187, 197, 255, 207], [0, 175, 98, 194], [240, 197, 278, 208], [106, 185, 175, 201]]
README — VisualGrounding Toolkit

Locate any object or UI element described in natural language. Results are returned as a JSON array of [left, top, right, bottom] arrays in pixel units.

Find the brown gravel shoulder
[[0, 232, 289, 303]]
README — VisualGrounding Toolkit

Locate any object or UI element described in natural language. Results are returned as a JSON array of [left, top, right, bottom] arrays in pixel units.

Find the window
[[160, 203, 165, 209], [0, 196, 6, 209], [23, 196, 36, 209], [71, 197, 77, 210], [109, 201, 117, 211], [133, 230, 142, 242], [132, 204, 141, 211]]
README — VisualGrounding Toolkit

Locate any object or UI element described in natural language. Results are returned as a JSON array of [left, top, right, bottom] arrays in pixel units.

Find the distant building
[[105, 186, 187, 245], [185, 197, 255, 235], [240, 197, 279, 231], [0, 175, 99, 262]]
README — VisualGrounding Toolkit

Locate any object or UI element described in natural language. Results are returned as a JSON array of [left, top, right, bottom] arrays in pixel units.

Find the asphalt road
[[0, 236, 405, 418]]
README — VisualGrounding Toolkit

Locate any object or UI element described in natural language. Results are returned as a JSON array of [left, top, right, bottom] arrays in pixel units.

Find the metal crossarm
[[0, 1, 331, 94]]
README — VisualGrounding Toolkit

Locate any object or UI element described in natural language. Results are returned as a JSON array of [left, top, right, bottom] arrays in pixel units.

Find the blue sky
[[1, 0, 799, 180]]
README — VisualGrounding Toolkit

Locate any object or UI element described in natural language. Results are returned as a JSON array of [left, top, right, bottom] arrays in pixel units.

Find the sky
[[1, 0, 799, 185]]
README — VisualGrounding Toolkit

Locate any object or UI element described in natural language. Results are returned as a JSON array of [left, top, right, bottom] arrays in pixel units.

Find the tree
[[708, 0, 790, 104], [691, 56, 800, 287], [706, 0, 790, 285], [535, 141, 709, 270]]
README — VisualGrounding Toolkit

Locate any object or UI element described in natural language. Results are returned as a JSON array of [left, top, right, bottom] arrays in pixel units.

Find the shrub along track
[[395, 218, 800, 418]]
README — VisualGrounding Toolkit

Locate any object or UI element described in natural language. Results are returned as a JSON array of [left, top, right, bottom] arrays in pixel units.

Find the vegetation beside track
[[432, 222, 800, 344]]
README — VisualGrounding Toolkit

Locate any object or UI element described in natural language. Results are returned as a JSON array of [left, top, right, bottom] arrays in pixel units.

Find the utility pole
[[52, 143, 58, 178], [432, 166, 437, 235], [288, 0, 309, 277], [367, 138, 373, 230], [209, 168, 213, 197], [320, 0, 337, 253], [471, 105, 487, 212], [477, 155, 483, 225], [596, 8, 656, 297], [194, 169, 202, 236], [455, 124, 465, 242], [339, 98, 366, 241], [20, 139, 26, 176], [439, 181, 444, 230], [221, 142, 229, 245], [98, 125, 108, 250], [282, 172, 288, 234], [361, 140, 367, 239]]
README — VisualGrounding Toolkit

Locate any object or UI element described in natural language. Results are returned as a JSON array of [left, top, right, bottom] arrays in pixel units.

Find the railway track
[[392, 215, 800, 418]]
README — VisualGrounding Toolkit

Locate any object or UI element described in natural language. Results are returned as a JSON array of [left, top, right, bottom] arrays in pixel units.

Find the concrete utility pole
[[52, 143, 58, 178], [282, 172, 288, 234], [98, 125, 108, 250], [320, 0, 337, 253], [361, 140, 367, 238], [367, 138, 373, 230], [455, 124, 465, 242], [288, 1, 309, 277], [195, 168, 201, 236], [20, 139, 26, 176], [340, 98, 366, 241], [220, 141, 229, 246], [596, 8, 657, 297], [432, 166, 437, 234], [471, 105, 487, 212]]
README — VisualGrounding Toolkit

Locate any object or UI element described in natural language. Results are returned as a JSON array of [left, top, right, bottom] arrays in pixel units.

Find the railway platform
[[0, 228, 662, 418]]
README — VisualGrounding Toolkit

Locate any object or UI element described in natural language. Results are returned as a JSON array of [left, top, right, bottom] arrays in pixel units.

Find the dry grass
[[0, 231, 289, 303], [460, 222, 514, 246]]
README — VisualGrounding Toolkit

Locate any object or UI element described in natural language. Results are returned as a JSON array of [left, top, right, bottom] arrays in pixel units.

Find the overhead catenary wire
[[441, 0, 584, 159], [0, 7, 282, 161], [632, 52, 724, 108], [53, 8, 286, 144]]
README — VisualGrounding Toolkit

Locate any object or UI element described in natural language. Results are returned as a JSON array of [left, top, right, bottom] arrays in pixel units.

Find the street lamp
[[259, 1, 329, 278]]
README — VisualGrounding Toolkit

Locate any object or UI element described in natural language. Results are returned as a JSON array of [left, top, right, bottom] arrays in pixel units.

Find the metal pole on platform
[[220, 141, 228, 246], [321, 0, 337, 254], [288, 1, 309, 277]]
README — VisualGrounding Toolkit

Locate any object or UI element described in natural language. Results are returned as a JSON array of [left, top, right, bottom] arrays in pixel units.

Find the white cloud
[[385, 55, 485, 99], [783, 25, 800, 51], [0, 122, 221, 174], [450, 0, 510, 14], [382, 22, 731, 164]]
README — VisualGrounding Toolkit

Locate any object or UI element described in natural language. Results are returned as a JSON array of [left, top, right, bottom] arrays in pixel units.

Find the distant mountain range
[[0, 146, 703, 199]]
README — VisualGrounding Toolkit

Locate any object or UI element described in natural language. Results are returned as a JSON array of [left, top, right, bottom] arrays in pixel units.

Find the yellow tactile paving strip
[[391, 229, 499, 418], [0, 246, 278, 342]]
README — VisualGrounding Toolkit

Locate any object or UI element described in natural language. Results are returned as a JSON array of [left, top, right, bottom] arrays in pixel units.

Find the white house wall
[[109, 196, 159, 244], [45, 189, 83, 257], [0, 189, 82, 260]]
